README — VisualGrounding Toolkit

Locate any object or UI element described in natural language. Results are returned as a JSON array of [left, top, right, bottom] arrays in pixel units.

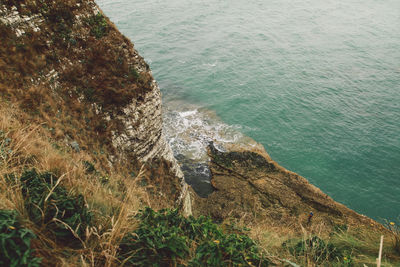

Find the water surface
[[97, 0, 400, 221]]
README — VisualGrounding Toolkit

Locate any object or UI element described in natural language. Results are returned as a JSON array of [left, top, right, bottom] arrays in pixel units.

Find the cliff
[[0, 0, 398, 266], [0, 0, 190, 212]]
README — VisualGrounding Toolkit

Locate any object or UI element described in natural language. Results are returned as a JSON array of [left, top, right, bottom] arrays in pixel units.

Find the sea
[[96, 0, 400, 222]]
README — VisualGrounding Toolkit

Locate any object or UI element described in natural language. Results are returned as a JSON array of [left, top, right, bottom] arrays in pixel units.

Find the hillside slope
[[0, 0, 399, 266], [0, 0, 190, 210]]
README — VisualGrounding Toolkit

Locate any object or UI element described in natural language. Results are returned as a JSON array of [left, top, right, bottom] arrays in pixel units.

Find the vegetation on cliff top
[[0, 0, 153, 168], [119, 207, 269, 266], [0, 210, 41, 267], [0, 112, 267, 265], [0, 0, 399, 266]]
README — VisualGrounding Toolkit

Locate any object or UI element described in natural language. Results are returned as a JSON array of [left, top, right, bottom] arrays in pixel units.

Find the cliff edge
[[0, 0, 398, 266], [0, 0, 191, 213], [194, 143, 382, 232]]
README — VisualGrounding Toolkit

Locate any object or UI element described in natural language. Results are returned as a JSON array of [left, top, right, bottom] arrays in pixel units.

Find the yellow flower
[[390, 222, 395, 226], [344, 257, 348, 261], [8, 226, 15, 230], [213, 240, 220, 244]]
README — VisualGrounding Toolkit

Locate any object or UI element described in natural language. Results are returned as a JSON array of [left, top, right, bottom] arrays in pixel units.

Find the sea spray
[[163, 100, 261, 196]]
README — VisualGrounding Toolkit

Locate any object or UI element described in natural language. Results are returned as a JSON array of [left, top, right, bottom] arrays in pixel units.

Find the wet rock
[[192, 142, 378, 232]]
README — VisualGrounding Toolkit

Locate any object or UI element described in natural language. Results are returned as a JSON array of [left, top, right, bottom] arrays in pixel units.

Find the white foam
[[179, 110, 198, 117], [163, 102, 255, 162], [202, 61, 217, 67], [163, 101, 263, 196]]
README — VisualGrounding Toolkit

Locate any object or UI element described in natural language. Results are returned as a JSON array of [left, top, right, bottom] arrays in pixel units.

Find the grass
[[86, 13, 109, 39], [0, 104, 148, 265], [20, 169, 93, 244], [0, 112, 269, 266], [387, 221, 400, 256], [118, 207, 269, 266], [246, 219, 400, 266], [0, 0, 153, 165], [1, 1, 400, 266], [2, 92, 397, 266]]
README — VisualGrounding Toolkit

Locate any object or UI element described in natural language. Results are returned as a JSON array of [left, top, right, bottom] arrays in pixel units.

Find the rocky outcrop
[[193, 143, 382, 232], [111, 78, 192, 214], [0, 0, 191, 214]]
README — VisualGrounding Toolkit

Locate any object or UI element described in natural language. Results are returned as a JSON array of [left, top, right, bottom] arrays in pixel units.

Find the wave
[[163, 100, 260, 197]]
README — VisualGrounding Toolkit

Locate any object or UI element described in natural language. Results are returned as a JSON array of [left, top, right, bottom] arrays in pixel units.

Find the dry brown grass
[[0, 1, 183, 265], [0, 0, 153, 172], [245, 217, 400, 266], [0, 102, 153, 266]]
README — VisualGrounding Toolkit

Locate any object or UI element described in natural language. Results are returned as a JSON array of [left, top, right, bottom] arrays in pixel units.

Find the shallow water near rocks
[[162, 100, 261, 197], [97, 0, 400, 221]]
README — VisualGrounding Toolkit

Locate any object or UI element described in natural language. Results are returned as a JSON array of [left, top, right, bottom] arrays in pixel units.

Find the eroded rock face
[[193, 143, 379, 232], [0, 0, 191, 214], [111, 76, 192, 215]]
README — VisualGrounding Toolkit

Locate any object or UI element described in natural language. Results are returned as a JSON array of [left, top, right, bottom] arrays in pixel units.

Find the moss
[[86, 13, 109, 39], [128, 67, 140, 81]]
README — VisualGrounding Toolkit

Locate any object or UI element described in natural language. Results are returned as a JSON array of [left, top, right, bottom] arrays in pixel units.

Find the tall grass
[[247, 218, 400, 266], [387, 221, 400, 256], [0, 104, 149, 266]]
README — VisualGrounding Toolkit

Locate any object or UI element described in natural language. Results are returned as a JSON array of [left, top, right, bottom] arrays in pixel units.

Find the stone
[[70, 141, 80, 152]]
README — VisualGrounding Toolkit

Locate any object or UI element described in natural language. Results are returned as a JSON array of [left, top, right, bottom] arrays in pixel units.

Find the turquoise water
[[96, 0, 400, 221]]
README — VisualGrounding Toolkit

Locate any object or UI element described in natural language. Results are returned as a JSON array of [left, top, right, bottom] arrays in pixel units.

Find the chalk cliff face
[[111, 74, 192, 214], [0, 0, 191, 213]]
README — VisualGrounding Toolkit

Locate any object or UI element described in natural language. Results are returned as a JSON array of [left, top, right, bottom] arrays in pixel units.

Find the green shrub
[[342, 254, 353, 266], [86, 13, 109, 39], [119, 208, 189, 266], [83, 160, 96, 174], [0, 210, 41, 267], [190, 233, 267, 267], [289, 236, 343, 264], [134, 208, 221, 241], [119, 222, 189, 266], [185, 214, 222, 241], [128, 67, 139, 81], [118, 207, 268, 266], [20, 169, 92, 243], [54, 21, 73, 45]]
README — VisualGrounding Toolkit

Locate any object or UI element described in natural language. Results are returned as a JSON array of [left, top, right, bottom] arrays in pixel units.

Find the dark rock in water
[[209, 141, 276, 171], [182, 163, 213, 198], [175, 154, 214, 198]]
